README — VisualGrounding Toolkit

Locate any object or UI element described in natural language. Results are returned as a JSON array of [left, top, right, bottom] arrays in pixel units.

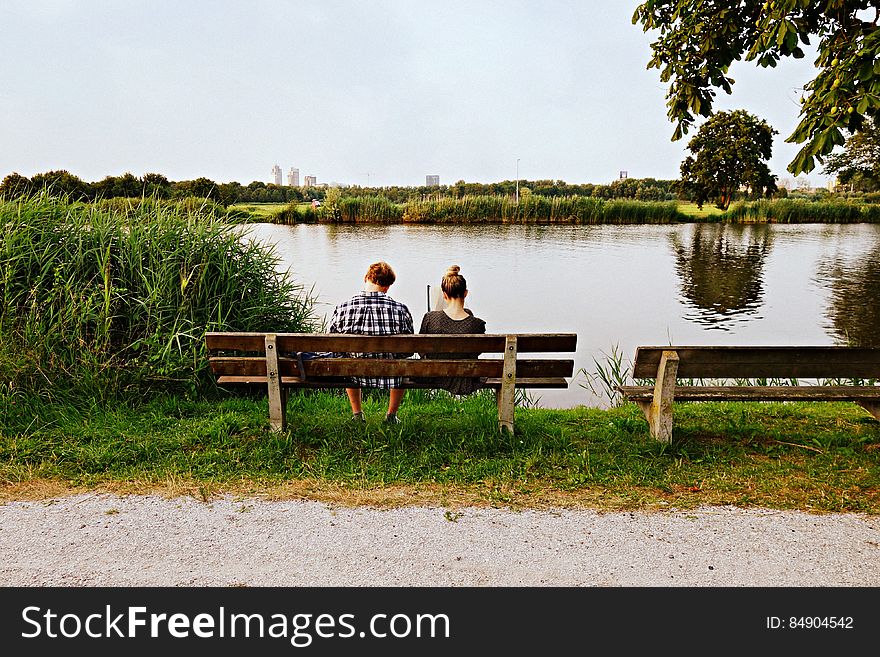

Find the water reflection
[[818, 240, 880, 346], [671, 224, 772, 330], [246, 221, 880, 408]]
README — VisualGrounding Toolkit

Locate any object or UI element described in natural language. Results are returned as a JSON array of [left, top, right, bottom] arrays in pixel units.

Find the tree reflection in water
[[817, 241, 880, 346], [671, 224, 772, 330]]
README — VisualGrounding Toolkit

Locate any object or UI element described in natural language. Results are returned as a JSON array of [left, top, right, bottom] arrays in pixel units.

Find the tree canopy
[[823, 117, 880, 190], [633, 1, 880, 175], [677, 109, 778, 210]]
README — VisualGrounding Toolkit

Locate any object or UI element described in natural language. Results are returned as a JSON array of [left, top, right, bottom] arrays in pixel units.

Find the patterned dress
[[418, 309, 487, 396], [328, 291, 414, 389]]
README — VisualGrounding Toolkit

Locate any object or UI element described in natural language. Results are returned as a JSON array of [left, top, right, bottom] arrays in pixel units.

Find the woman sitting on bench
[[418, 265, 486, 396]]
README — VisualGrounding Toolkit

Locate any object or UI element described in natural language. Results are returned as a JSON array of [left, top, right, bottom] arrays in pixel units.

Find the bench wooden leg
[[497, 335, 517, 434], [265, 334, 287, 432], [636, 350, 679, 443], [857, 400, 880, 421]]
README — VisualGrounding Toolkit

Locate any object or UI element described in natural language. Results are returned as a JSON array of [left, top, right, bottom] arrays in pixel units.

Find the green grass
[[228, 203, 292, 221], [2, 389, 877, 513], [677, 201, 724, 218]]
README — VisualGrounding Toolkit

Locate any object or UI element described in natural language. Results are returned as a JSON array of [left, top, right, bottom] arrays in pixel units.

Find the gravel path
[[1, 494, 878, 586]]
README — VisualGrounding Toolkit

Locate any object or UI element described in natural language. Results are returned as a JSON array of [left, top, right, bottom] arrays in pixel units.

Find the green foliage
[[678, 109, 778, 210], [0, 195, 318, 395], [633, 1, 880, 175], [823, 117, 880, 191]]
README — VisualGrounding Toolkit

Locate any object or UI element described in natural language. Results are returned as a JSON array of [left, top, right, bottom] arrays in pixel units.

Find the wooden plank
[[210, 357, 574, 378], [206, 332, 577, 354], [497, 335, 517, 434], [619, 385, 880, 402], [264, 334, 286, 432], [632, 346, 880, 379], [857, 401, 880, 421], [483, 377, 568, 389], [217, 376, 569, 389]]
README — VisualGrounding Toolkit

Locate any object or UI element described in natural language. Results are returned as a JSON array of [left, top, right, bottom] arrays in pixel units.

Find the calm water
[[246, 222, 880, 408]]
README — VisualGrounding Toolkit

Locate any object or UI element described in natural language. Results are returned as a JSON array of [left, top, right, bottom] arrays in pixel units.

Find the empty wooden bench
[[617, 346, 880, 443], [206, 332, 577, 433]]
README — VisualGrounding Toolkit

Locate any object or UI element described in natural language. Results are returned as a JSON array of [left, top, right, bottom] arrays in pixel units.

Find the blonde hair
[[365, 261, 396, 287], [440, 264, 467, 299]]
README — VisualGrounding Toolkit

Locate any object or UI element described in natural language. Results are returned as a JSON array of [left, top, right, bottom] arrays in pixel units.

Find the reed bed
[[402, 195, 686, 224], [721, 199, 880, 223], [0, 194, 317, 395], [270, 195, 690, 225], [338, 196, 403, 223], [260, 195, 880, 226]]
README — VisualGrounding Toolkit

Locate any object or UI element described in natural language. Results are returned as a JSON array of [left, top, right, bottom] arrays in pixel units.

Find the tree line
[[0, 171, 322, 206], [0, 170, 679, 205]]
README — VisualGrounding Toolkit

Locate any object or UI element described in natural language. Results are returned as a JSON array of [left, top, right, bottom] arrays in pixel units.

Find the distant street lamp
[[515, 158, 520, 204]]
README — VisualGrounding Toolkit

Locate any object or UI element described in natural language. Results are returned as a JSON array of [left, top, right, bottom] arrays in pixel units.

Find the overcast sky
[[2, 0, 829, 187]]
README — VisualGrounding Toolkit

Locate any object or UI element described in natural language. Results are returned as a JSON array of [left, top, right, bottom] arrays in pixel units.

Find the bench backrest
[[206, 332, 577, 379], [206, 332, 576, 354], [632, 346, 880, 380]]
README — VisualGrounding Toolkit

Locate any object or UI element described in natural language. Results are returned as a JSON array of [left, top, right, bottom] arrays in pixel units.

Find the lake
[[245, 222, 880, 408]]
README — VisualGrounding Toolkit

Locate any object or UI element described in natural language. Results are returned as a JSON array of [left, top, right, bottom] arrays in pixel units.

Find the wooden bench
[[205, 332, 577, 433], [617, 346, 880, 443]]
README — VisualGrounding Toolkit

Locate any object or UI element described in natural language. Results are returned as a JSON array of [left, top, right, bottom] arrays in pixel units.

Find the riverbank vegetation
[[255, 195, 880, 225], [8, 169, 880, 226]]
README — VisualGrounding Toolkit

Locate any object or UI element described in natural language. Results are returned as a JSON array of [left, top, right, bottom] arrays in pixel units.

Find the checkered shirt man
[[329, 290, 414, 389]]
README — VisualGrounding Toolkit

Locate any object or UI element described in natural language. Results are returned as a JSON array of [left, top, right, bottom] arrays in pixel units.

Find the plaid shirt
[[329, 291, 414, 388]]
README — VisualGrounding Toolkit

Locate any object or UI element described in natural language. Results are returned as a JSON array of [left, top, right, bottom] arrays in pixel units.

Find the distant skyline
[[2, 1, 831, 187]]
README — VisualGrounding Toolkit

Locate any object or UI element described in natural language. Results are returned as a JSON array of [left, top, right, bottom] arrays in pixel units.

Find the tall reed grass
[[0, 194, 317, 395], [269, 195, 689, 224], [721, 199, 880, 223]]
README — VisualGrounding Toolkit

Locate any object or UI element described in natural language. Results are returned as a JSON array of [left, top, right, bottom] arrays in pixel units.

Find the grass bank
[[1, 390, 877, 513]]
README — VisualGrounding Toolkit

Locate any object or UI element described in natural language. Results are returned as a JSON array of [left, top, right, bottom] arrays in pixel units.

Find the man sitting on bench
[[328, 261, 414, 424]]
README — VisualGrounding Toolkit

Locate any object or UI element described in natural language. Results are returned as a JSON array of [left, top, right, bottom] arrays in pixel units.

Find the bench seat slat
[[209, 356, 574, 378], [206, 332, 577, 354], [217, 376, 569, 389], [618, 385, 880, 402]]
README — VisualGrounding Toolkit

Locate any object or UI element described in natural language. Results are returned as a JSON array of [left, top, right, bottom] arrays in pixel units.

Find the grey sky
[[2, 0, 828, 187]]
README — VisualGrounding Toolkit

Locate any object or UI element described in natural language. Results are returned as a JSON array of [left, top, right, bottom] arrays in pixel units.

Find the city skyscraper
[[288, 167, 300, 187], [272, 164, 282, 186], [426, 175, 440, 186], [303, 175, 316, 187]]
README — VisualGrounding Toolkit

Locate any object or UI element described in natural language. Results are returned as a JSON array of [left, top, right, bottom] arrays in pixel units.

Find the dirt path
[[2, 493, 878, 586]]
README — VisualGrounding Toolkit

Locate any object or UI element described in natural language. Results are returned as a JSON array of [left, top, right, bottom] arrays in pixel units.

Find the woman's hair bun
[[446, 265, 461, 276]]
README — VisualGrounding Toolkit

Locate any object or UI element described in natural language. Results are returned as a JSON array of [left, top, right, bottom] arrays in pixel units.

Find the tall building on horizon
[[426, 175, 440, 186], [304, 175, 316, 187], [288, 167, 300, 187], [272, 164, 282, 186]]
